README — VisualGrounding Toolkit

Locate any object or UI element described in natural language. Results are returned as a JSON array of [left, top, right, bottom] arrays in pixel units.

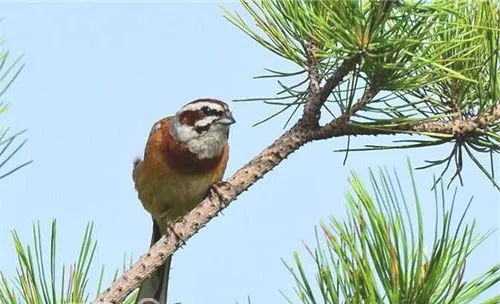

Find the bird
[[132, 98, 235, 304]]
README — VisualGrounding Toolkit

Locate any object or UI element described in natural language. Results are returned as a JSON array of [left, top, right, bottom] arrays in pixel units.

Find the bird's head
[[171, 98, 235, 159]]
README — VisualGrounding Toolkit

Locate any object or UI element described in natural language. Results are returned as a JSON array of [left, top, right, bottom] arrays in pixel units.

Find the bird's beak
[[218, 112, 236, 125]]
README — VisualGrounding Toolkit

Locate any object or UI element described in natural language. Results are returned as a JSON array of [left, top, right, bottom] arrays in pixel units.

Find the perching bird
[[132, 99, 235, 304]]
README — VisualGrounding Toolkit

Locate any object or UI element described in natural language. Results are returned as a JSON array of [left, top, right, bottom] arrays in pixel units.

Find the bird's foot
[[166, 223, 187, 247], [209, 181, 233, 210], [159, 211, 187, 247]]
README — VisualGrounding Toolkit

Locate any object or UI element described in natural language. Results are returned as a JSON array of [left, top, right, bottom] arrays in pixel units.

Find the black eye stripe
[[200, 106, 223, 117]]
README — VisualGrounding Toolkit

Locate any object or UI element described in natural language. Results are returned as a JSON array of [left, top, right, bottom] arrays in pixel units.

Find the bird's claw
[[167, 223, 187, 247], [209, 181, 232, 209]]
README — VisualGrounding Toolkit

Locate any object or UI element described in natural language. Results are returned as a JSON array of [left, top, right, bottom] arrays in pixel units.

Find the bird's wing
[[132, 117, 173, 215]]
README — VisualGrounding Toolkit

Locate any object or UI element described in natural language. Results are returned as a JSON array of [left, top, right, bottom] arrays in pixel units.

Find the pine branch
[[93, 36, 500, 303], [301, 40, 321, 127], [311, 104, 500, 139]]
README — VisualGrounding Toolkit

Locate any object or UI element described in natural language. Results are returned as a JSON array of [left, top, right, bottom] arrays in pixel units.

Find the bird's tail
[[135, 221, 172, 304]]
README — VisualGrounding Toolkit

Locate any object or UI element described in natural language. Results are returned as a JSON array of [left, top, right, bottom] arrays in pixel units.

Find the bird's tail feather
[[135, 221, 172, 304]]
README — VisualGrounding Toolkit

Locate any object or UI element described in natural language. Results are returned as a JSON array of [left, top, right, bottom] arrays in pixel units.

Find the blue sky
[[0, 3, 498, 303]]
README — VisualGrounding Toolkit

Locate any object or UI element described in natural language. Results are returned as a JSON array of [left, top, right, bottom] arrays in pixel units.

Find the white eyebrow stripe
[[181, 101, 225, 113]]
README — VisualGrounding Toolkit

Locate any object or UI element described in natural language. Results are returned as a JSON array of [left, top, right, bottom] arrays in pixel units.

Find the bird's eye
[[201, 106, 212, 116], [201, 106, 218, 116]]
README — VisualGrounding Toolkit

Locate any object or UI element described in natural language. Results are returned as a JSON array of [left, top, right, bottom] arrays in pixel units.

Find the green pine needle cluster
[[224, 0, 500, 189], [284, 162, 500, 304], [0, 221, 138, 304], [0, 48, 30, 180]]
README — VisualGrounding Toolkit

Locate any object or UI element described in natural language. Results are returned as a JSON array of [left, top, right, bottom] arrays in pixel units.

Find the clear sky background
[[0, 3, 498, 304]]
